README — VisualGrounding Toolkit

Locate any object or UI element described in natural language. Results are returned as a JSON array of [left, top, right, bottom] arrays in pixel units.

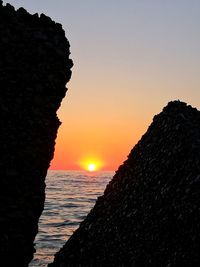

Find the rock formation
[[0, 2, 72, 266], [50, 101, 200, 267]]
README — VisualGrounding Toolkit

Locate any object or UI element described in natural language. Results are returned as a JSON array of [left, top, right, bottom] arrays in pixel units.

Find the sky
[[6, 0, 200, 171]]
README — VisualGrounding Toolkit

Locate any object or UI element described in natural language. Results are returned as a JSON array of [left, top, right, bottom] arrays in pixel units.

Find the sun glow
[[79, 157, 104, 172]]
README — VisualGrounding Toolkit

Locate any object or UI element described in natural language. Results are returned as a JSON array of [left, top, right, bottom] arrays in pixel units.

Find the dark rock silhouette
[[0, 2, 72, 266], [50, 101, 200, 267]]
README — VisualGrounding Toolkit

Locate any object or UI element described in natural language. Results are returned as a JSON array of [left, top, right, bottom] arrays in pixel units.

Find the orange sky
[[50, 73, 165, 171], [7, 1, 200, 171], [51, 101, 147, 171], [49, 1, 200, 171]]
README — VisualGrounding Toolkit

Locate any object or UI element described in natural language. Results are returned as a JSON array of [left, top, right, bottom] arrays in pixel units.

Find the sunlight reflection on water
[[29, 170, 113, 267]]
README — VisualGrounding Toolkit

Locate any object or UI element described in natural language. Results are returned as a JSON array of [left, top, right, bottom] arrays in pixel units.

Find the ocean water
[[29, 170, 113, 267]]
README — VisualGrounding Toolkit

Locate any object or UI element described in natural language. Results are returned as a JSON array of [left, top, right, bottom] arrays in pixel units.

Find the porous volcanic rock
[[0, 2, 72, 266], [50, 101, 200, 267]]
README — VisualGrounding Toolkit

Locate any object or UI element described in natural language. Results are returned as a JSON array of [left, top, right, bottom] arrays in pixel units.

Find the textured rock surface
[[50, 101, 200, 267], [0, 2, 72, 266]]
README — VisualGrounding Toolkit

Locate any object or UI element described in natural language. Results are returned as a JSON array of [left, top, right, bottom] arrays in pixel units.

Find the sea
[[29, 170, 114, 267]]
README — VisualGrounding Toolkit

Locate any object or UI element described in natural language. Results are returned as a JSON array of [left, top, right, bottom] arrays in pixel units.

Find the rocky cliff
[[50, 101, 200, 267], [0, 2, 72, 266]]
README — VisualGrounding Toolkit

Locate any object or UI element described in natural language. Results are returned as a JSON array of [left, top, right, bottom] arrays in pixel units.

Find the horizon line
[[48, 169, 115, 172]]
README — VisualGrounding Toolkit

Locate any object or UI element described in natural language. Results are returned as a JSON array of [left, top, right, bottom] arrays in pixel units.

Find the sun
[[79, 157, 104, 172], [87, 163, 96, 172]]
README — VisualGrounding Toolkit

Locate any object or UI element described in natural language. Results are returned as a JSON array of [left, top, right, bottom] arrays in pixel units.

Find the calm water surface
[[29, 170, 113, 267]]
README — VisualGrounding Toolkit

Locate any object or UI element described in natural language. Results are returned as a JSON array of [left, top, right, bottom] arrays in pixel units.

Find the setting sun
[[87, 163, 96, 172], [79, 157, 104, 172]]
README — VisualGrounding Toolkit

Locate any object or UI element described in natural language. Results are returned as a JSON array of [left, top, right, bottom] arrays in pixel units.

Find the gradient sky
[[7, 0, 200, 170]]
